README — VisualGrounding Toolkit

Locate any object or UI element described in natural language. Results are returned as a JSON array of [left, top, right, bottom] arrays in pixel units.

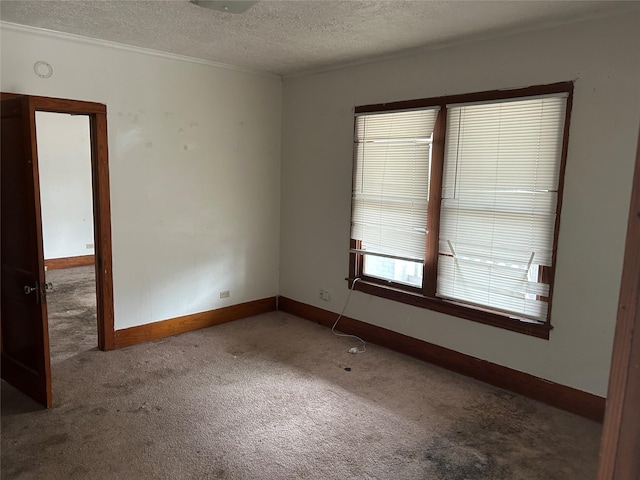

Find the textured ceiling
[[1, 1, 636, 76]]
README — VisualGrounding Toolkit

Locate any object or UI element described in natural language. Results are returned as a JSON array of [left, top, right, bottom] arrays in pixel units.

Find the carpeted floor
[[1, 266, 602, 479], [44, 265, 98, 361]]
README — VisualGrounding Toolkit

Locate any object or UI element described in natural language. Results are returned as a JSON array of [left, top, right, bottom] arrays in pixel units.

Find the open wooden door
[[1, 95, 52, 407], [597, 128, 640, 478]]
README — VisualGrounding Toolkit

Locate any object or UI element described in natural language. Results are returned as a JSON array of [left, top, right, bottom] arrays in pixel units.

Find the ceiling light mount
[[34, 61, 53, 79], [191, 1, 258, 15]]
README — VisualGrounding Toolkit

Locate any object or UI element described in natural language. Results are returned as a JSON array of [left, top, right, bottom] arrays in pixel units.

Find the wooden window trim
[[349, 82, 572, 339], [424, 107, 446, 297], [346, 277, 551, 339], [354, 82, 573, 114]]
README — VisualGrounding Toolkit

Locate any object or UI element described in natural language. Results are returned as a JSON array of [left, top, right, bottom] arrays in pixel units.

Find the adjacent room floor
[[1, 266, 602, 479]]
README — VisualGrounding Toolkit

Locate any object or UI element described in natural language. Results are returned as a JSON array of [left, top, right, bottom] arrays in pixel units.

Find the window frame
[[348, 82, 574, 340]]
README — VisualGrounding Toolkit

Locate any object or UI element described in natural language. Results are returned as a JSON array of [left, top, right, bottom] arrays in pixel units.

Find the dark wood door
[[598, 129, 640, 479], [1, 96, 52, 407]]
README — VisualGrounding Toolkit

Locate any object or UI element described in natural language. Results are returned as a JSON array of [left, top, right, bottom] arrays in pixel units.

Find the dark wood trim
[[348, 278, 551, 339], [3, 92, 117, 352], [348, 239, 357, 281], [114, 297, 277, 349], [278, 296, 603, 421], [355, 81, 574, 114], [2, 92, 21, 100], [424, 107, 446, 296], [597, 128, 640, 479], [45, 254, 94, 270], [2, 93, 106, 114], [90, 111, 115, 351], [546, 82, 574, 331]]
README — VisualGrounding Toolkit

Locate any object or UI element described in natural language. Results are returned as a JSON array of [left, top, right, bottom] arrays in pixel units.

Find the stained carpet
[[1, 266, 602, 479]]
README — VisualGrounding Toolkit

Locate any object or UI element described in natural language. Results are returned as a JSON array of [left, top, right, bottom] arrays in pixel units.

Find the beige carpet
[[1, 266, 602, 479]]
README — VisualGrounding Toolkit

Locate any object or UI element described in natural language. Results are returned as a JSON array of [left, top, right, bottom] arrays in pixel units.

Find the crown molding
[[0, 21, 281, 80]]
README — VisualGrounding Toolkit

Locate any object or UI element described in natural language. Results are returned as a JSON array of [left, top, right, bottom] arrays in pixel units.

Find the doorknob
[[23, 282, 40, 303]]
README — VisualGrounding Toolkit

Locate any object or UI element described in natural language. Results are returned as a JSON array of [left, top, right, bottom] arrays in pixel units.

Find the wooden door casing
[[0, 92, 116, 352]]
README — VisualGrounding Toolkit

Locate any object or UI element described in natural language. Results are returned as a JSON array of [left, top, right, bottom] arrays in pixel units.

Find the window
[[351, 108, 439, 288], [349, 83, 572, 338]]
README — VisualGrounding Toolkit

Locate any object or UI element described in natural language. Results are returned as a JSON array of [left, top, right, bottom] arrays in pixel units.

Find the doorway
[[0, 93, 115, 408], [36, 111, 99, 360]]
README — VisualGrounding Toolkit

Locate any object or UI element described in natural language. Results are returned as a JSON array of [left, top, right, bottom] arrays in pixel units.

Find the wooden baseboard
[[277, 296, 606, 422], [114, 297, 277, 349], [45, 255, 94, 270]]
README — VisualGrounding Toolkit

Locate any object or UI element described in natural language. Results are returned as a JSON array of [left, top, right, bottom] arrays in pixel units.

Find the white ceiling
[[1, 1, 637, 77]]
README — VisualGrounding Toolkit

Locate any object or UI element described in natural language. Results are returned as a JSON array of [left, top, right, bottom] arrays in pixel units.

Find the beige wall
[[280, 12, 640, 396], [36, 111, 94, 260], [1, 25, 283, 330]]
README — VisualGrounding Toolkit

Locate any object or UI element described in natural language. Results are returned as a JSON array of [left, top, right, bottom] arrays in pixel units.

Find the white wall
[[36, 111, 94, 260], [1, 25, 282, 330], [280, 12, 640, 396]]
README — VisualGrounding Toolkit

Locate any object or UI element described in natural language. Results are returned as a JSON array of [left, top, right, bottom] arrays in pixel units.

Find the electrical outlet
[[319, 289, 331, 301], [219, 290, 231, 299], [86, 243, 94, 249]]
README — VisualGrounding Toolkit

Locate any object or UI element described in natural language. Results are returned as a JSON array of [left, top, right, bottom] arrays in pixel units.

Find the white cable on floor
[[332, 278, 366, 354]]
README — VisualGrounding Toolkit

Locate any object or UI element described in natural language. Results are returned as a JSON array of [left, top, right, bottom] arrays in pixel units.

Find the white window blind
[[437, 94, 567, 321], [351, 108, 440, 263]]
